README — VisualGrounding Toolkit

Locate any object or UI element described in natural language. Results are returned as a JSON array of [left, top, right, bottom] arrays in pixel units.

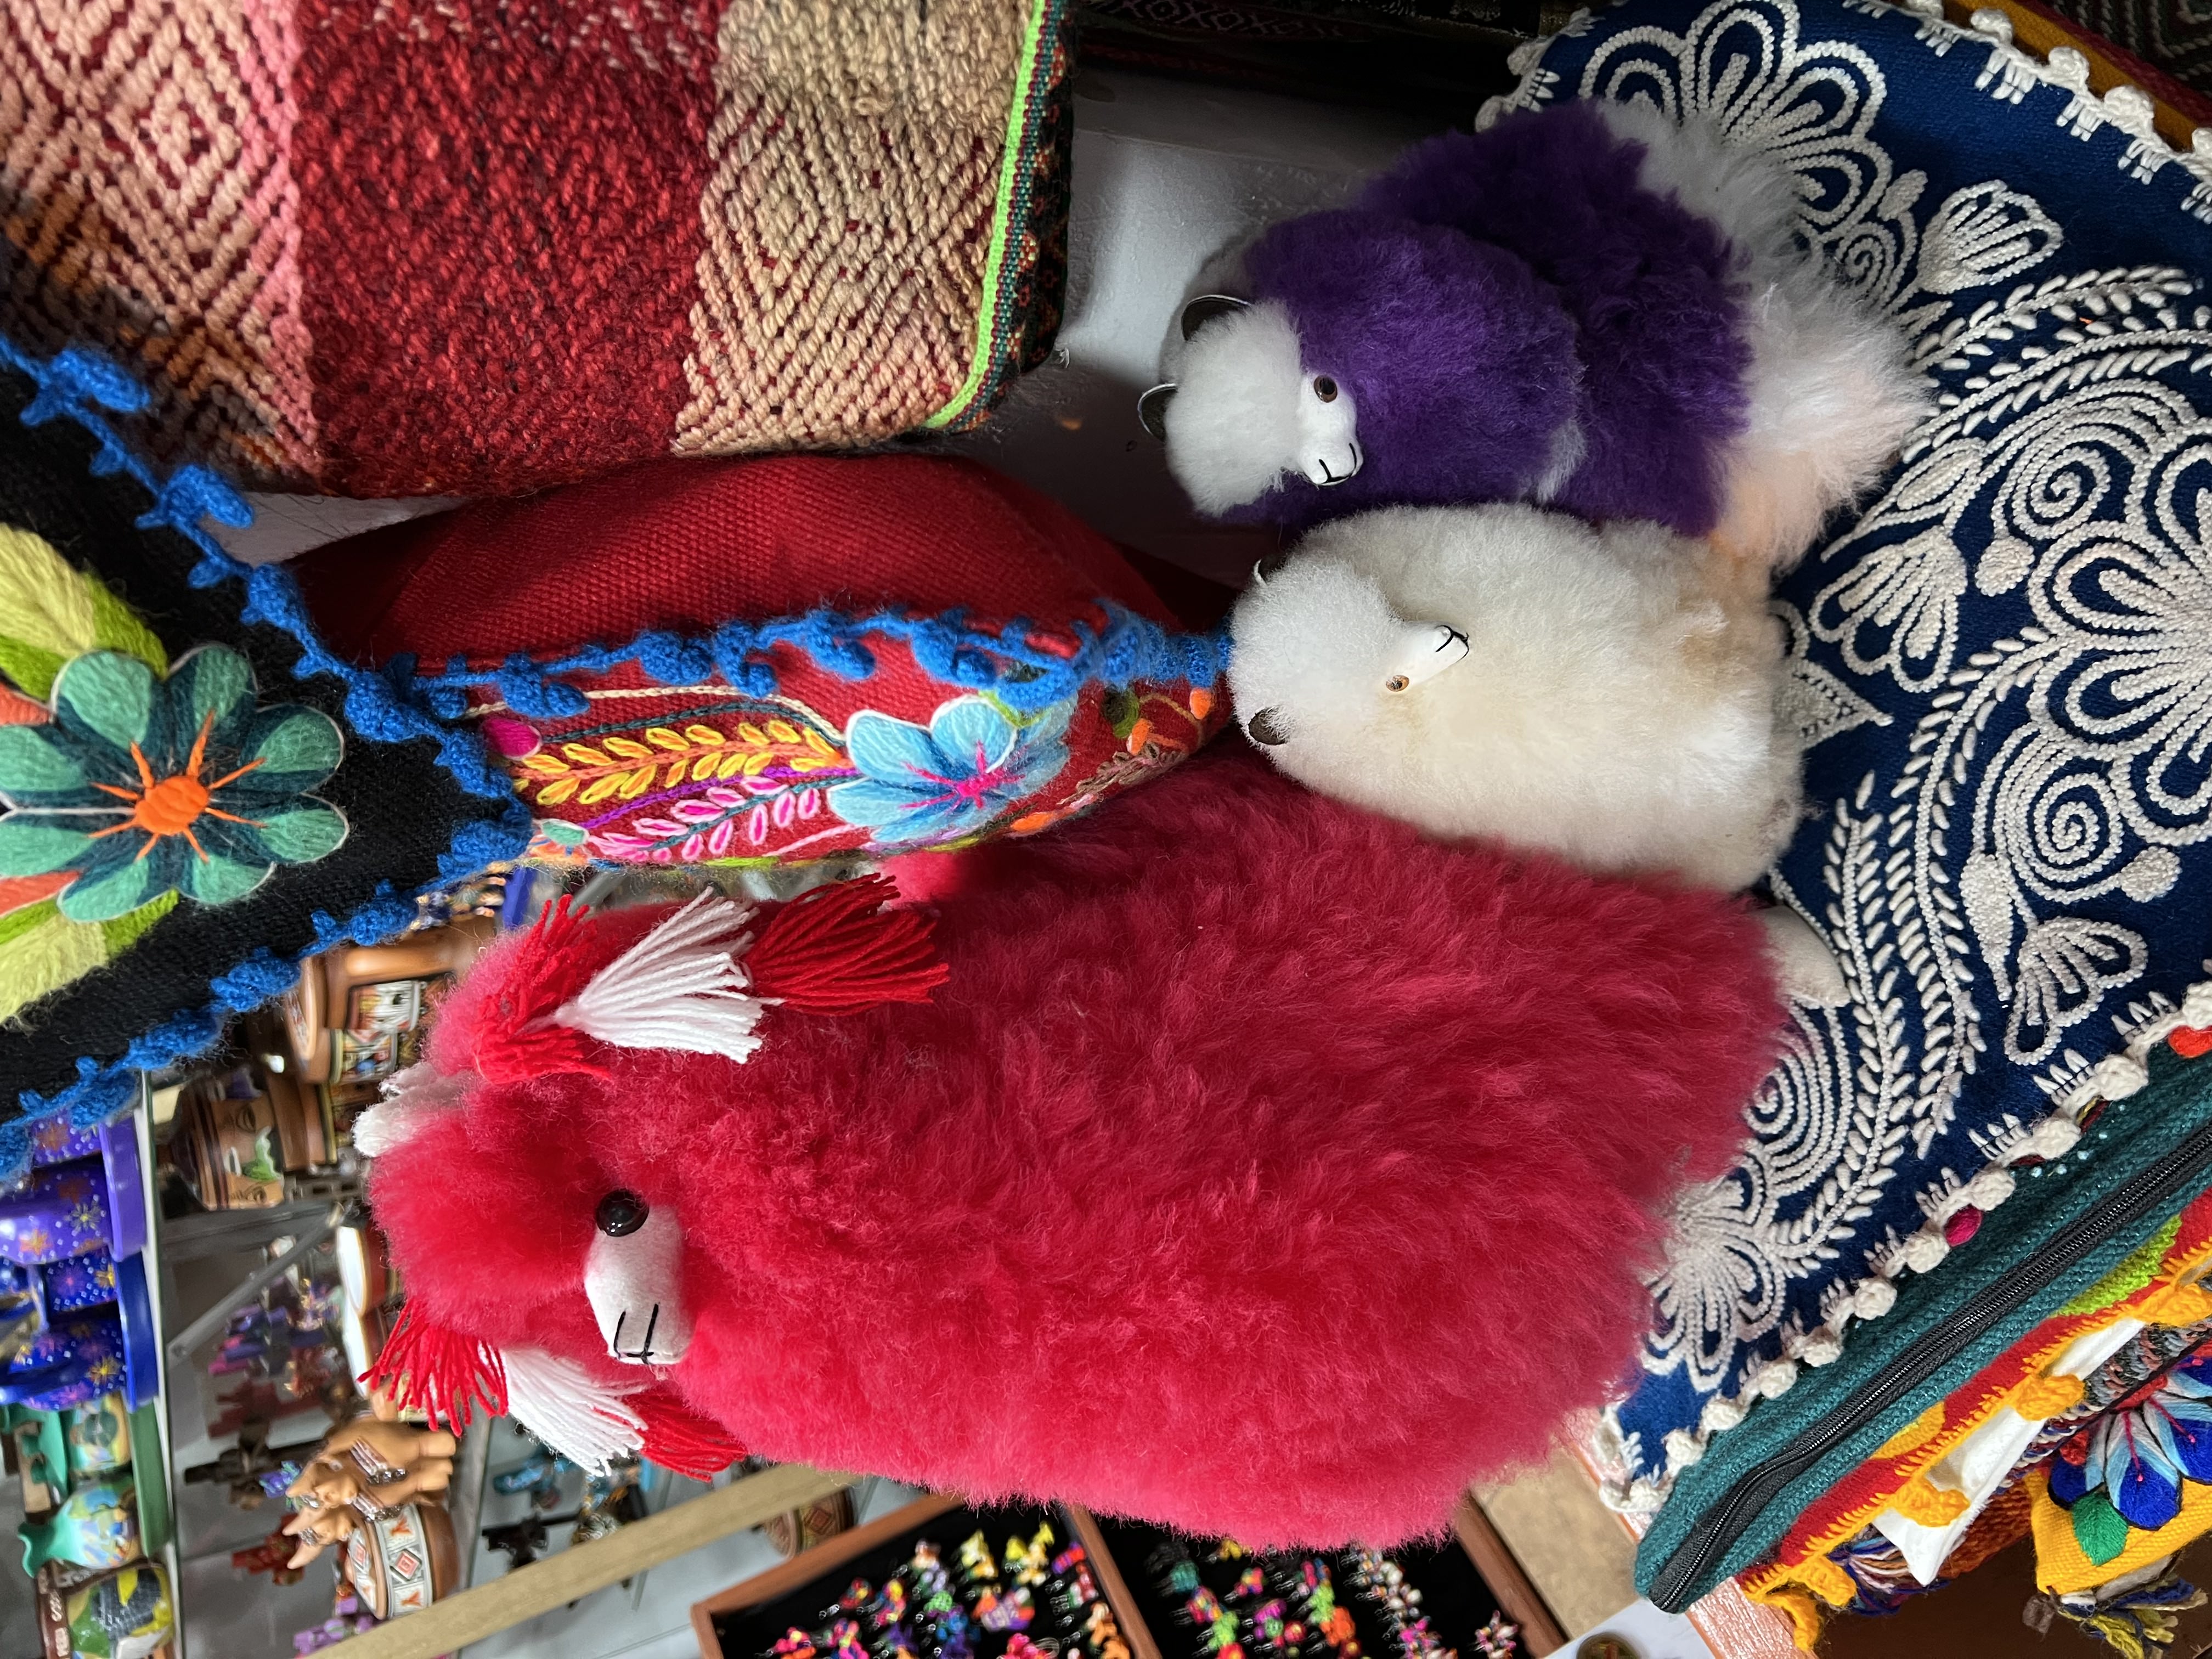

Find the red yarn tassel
[[468, 895, 612, 1085], [748, 876, 948, 1017], [360, 1303, 508, 1431], [634, 1387, 748, 1478]]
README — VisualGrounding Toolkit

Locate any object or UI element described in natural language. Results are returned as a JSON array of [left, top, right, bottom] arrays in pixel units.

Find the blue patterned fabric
[[1494, 0, 2212, 1496]]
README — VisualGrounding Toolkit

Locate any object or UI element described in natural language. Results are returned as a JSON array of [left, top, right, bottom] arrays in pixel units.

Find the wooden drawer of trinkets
[[693, 1493, 1158, 1659], [1087, 1498, 1562, 1659], [694, 1491, 1562, 1659]]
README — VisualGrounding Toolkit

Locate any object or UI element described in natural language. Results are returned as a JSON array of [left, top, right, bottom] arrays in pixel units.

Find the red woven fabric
[[292, 1, 719, 498], [297, 454, 1176, 665], [0, 0, 1072, 493]]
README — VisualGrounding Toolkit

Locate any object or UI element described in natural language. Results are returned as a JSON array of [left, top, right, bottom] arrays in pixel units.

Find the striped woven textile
[[0, 0, 1071, 495]]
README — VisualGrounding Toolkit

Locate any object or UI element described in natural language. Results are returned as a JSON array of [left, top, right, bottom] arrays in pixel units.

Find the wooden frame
[[1063, 1505, 1163, 1659], [1453, 1492, 1568, 1658]]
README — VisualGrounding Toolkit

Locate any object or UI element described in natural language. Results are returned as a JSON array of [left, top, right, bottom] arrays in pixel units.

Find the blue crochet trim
[[0, 341, 533, 1177], [398, 601, 1231, 720]]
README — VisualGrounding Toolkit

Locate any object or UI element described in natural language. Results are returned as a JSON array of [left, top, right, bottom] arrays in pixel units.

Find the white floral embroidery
[[1494, 0, 2212, 1478]]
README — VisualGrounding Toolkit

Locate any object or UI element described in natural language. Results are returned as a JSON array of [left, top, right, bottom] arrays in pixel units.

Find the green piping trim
[[923, 0, 1063, 430]]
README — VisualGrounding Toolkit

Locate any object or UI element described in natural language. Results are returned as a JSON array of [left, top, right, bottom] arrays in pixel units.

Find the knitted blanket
[[0, 0, 1071, 495]]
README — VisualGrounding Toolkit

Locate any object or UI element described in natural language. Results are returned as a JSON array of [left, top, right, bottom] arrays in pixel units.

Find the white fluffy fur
[[1592, 99, 1928, 568], [1228, 503, 1803, 891], [1162, 302, 1312, 514], [353, 1062, 471, 1158]]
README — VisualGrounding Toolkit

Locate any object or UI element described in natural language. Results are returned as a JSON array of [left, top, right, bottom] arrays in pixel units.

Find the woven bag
[[0, 0, 1072, 495]]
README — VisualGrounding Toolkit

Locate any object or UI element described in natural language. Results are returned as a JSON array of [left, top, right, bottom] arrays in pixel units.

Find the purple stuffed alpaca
[[1146, 100, 1923, 566]]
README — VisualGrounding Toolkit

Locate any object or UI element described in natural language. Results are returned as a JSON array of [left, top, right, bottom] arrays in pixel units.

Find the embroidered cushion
[[287, 454, 1232, 867], [0, 343, 529, 1168], [1487, 0, 2212, 1517]]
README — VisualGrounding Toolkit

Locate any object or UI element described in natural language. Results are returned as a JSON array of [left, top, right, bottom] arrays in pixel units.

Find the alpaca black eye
[[1313, 376, 1339, 403], [1255, 550, 1289, 581], [1246, 708, 1290, 747], [595, 1190, 649, 1237]]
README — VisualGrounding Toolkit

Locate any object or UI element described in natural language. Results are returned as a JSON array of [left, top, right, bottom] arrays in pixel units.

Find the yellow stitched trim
[[1875, 1402, 1946, 1459], [2015, 1371, 2089, 1419], [1770, 1224, 2212, 1572], [2027, 1465, 2212, 1594], [2137, 1276, 2212, 1327], [1743, 1559, 1847, 1649], [1891, 1477, 1972, 1526], [1750, 1585, 1825, 1652]]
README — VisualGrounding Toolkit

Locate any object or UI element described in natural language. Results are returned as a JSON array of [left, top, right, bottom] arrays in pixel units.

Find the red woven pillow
[[292, 455, 1231, 865]]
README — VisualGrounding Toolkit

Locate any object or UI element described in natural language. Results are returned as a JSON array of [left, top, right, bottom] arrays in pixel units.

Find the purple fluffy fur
[[1242, 214, 1580, 521], [1230, 101, 1754, 535]]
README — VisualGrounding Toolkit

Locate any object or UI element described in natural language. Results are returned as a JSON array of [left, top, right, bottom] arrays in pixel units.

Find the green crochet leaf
[[0, 897, 55, 952], [2072, 1489, 2131, 1566], [83, 574, 167, 677], [0, 527, 164, 700], [98, 891, 176, 955]]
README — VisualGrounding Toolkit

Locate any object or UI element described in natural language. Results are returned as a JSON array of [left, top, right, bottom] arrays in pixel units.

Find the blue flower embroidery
[[2051, 1350, 2212, 1531], [830, 696, 1072, 847], [0, 646, 346, 922]]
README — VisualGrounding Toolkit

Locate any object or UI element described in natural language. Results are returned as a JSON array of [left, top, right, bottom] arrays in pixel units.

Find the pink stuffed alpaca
[[360, 749, 1780, 1546]]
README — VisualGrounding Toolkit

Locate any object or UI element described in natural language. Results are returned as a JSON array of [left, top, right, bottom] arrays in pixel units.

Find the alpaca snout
[[1301, 439, 1363, 487], [584, 1190, 695, 1366]]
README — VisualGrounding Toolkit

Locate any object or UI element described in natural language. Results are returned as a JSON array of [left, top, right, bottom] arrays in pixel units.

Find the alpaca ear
[[746, 875, 947, 1016], [362, 1304, 650, 1475], [351, 1063, 471, 1158], [1138, 382, 1177, 441], [633, 1385, 746, 1478], [499, 1347, 648, 1475], [464, 882, 939, 1084], [549, 890, 765, 1062], [1181, 292, 1252, 340]]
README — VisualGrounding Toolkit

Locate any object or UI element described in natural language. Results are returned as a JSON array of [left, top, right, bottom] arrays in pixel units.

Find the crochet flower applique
[[0, 645, 346, 921]]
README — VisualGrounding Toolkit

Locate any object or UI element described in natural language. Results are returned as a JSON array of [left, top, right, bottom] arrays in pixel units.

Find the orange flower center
[[87, 711, 267, 864], [133, 772, 210, 836]]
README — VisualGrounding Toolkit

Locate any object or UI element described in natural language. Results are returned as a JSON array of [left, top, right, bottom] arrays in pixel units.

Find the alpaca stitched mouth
[[612, 1305, 665, 1364]]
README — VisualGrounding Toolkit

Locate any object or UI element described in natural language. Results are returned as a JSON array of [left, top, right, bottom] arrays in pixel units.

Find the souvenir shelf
[[5, 1087, 179, 1659], [693, 1496, 1563, 1659]]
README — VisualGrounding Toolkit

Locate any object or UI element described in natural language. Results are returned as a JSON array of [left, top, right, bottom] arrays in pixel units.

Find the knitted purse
[[0, 0, 1071, 495], [0, 342, 528, 1166], [285, 454, 1232, 867]]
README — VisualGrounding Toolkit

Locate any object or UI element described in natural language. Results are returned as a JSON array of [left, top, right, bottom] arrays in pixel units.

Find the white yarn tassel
[[499, 1347, 646, 1475], [553, 891, 766, 1063]]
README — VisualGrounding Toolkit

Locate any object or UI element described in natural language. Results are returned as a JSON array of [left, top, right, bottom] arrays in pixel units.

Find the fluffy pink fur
[[370, 749, 1781, 1545]]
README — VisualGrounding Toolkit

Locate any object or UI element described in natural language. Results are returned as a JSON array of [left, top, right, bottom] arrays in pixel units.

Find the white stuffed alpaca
[[1228, 502, 1801, 893]]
